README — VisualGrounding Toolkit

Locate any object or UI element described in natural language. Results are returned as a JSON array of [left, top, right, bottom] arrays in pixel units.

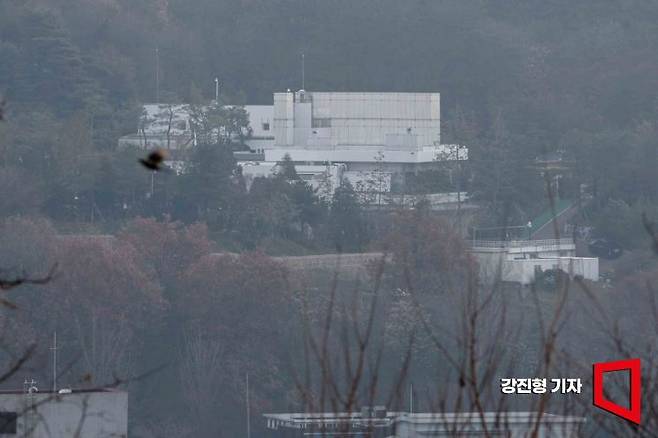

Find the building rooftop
[[395, 412, 586, 424], [0, 387, 125, 395]]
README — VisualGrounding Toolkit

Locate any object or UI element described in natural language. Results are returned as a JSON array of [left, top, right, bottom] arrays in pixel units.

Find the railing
[[469, 238, 575, 250]]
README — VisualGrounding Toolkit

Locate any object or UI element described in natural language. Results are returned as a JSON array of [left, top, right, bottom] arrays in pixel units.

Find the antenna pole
[[246, 373, 251, 438], [51, 332, 57, 393], [301, 52, 305, 90], [155, 47, 160, 103], [215, 77, 220, 103], [409, 383, 413, 413]]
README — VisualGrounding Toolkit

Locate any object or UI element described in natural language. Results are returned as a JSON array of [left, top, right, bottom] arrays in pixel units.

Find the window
[[262, 122, 270, 131], [312, 118, 331, 128], [0, 412, 17, 434]]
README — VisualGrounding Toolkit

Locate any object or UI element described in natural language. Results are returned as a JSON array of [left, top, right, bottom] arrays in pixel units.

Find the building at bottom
[[0, 387, 127, 437], [264, 410, 585, 437]]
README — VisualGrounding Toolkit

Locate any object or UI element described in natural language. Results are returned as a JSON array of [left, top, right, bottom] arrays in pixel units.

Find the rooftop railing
[[469, 238, 575, 250]]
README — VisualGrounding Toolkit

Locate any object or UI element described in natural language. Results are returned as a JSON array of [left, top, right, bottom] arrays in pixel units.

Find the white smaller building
[[0, 387, 127, 437], [471, 238, 599, 285]]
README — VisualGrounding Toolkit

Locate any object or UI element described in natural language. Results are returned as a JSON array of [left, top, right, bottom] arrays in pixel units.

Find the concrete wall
[[394, 413, 583, 437], [473, 249, 599, 285], [274, 253, 387, 277], [263, 144, 465, 164], [274, 92, 294, 146], [502, 257, 599, 284], [244, 105, 274, 140]]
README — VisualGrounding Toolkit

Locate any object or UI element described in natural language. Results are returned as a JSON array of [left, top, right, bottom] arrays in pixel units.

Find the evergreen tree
[[173, 143, 242, 228], [277, 153, 299, 181], [327, 181, 368, 252]]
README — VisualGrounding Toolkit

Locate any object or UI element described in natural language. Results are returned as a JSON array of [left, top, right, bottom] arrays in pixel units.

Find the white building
[[470, 238, 599, 285], [118, 91, 467, 200], [266, 91, 466, 195], [0, 388, 127, 437]]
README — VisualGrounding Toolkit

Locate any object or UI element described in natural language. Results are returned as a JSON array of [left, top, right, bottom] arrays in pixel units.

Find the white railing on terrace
[[469, 238, 575, 250]]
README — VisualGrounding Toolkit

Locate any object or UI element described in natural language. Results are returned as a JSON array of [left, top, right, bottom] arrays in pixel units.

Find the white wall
[[263, 144, 466, 164], [272, 91, 441, 149], [244, 105, 274, 139], [309, 92, 441, 147], [274, 92, 294, 146], [502, 257, 599, 284], [473, 250, 599, 285]]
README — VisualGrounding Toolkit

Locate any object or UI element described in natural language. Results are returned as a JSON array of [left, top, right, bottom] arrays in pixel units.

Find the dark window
[[262, 122, 270, 131], [312, 118, 331, 128], [0, 412, 17, 434]]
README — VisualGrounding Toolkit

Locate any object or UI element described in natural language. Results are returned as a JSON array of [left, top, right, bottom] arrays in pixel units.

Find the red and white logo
[[592, 358, 641, 425]]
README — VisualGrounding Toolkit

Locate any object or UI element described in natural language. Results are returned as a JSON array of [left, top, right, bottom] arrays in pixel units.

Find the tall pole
[[455, 145, 463, 235], [51, 332, 57, 393], [215, 77, 219, 103], [301, 52, 305, 90], [246, 373, 251, 438], [409, 383, 413, 413], [155, 47, 160, 103]]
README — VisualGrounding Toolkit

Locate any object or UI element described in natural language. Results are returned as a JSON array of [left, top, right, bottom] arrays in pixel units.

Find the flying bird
[[139, 148, 168, 171]]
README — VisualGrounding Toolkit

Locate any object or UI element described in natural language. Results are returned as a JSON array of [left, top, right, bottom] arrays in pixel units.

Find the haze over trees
[[1, 0, 658, 436]]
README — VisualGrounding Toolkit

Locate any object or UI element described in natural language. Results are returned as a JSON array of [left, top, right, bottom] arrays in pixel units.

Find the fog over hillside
[[0, 1, 657, 437]]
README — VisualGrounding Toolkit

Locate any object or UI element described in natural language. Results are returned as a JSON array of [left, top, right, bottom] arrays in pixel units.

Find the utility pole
[[50, 332, 58, 393], [409, 383, 413, 413], [155, 47, 160, 103], [214, 77, 220, 103], [301, 52, 305, 90], [246, 373, 251, 438], [455, 145, 463, 235]]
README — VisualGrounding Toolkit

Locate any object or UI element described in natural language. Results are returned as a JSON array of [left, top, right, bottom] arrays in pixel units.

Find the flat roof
[[0, 388, 125, 395], [395, 412, 586, 424], [264, 411, 586, 425]]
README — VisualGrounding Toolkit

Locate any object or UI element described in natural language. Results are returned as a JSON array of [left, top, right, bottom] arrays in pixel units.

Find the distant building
[[469, 237, 599, 285], [118, 91, 468, 201], [263, 410, 585, 437], [266, 91, 466, 196], [0, 387, 127, 437]]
